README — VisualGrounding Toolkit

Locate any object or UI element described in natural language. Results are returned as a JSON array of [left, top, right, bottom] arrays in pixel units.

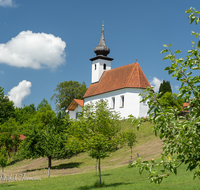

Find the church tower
[[90, 24, 113, 84]]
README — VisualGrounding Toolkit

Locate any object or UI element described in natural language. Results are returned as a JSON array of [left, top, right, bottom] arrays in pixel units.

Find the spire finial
[[102, 21, 104, 30]]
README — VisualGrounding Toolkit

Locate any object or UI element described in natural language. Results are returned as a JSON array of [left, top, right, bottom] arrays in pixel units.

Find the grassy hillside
[[4, 121, 162, 178]]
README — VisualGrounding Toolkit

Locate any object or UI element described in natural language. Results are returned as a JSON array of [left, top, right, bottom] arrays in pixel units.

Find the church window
[[76, 112, 78, 119], [120, 95, 124, 108], [103, 63, 106, 70], [94, 64, 96, 70], [111, 97, 115, 109]]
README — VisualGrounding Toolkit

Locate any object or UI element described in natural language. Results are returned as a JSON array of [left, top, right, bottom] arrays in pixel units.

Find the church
[[66, 24, 151, 119]]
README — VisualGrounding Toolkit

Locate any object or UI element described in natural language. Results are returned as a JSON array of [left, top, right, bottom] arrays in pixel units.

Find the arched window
[[94, 64, 96, 70], [103, 63, 106, 70]]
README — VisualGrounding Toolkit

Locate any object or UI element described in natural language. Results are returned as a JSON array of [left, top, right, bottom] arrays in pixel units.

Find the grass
[[1, 163, 200, 189], [5, 121, 162, 178], [3, 120, 192, 189]]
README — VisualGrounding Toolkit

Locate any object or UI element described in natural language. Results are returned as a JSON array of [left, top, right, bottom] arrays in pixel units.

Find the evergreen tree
[[158, 80, 172, 97]]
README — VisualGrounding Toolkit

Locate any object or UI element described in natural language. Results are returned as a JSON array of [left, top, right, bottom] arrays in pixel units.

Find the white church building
[[66, 25, 151, 119]]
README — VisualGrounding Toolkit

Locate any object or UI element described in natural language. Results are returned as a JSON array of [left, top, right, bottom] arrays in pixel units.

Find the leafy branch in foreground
[[130, 7, 200, 184]]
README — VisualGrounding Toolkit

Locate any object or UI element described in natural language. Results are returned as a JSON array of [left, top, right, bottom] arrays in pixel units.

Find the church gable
[[83, 62, 151, 98]]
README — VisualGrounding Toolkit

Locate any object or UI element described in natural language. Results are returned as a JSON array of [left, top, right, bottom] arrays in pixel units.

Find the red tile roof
[[66, 99, 84, 111], [74, 99, 84, 107], [83, 62, 151, 98], [11, 134, 26, 140]]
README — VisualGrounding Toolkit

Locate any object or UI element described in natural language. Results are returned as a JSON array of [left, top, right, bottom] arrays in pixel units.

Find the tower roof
[[83, 62, 151, 98], [94, 24, 110, 56]]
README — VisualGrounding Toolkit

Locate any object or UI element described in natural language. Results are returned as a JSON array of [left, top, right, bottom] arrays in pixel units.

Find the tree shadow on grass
[[8, 159, 22, 166], [25, 162, 83, 173], [51, 162, 83, 169], [77, 182, 132, 190]]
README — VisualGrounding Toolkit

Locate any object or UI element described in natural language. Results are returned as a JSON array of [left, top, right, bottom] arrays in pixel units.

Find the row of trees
[[0, 87, 136, 184]]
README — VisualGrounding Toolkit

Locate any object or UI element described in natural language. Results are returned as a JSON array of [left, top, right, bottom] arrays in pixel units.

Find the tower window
[[103, 63, 106, 70], [94, 64, 96, 70]]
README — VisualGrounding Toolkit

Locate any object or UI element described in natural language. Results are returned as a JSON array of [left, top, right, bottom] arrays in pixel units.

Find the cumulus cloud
[[0, 0, 15, 7], [0, 30, 66, 69], [150, 77, 162, 92], [8, 80, 32, 107]]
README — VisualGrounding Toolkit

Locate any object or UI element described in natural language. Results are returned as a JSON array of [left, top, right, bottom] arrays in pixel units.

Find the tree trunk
[[96, 159, 98, 175], [98, 150, 101, 185], [131, 147, 132, 162], [1, 167, 4, 185], [48, 156, 52, 177]]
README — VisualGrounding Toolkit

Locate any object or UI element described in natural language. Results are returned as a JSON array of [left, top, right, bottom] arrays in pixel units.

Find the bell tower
[[90, 23, 113, 84]]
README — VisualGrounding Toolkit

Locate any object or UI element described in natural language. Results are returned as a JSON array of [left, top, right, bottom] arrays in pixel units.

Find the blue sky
[[0, 0, 199, 110]]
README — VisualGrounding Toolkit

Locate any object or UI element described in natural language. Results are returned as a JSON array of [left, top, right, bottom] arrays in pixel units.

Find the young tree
[[51, 81, 87, 111], [125, 131, 137, 162], [131, 7, 200, 183], [67, 101, 124, 185], [17, 99, 73, 177], [88, 150, 109, 175]]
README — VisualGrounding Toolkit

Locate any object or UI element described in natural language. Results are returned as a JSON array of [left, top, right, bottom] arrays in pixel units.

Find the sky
[[0, 0, 199, 110]]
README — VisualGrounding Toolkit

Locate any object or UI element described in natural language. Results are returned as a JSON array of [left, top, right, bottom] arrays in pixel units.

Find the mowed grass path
[[2, 164, 200, 190]]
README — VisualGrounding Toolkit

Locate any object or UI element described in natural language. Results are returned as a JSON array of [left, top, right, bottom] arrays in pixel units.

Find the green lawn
[[1, 163, 200, 190]]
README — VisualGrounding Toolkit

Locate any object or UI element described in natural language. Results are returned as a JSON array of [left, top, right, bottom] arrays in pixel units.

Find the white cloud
[[0, 30, 66, 69], [150, 77, 162, 92], [0, 0, 15, 7], [8, 80, 32, 107]]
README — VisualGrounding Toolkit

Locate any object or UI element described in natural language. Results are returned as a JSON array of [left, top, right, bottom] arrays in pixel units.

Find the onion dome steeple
[[90, 22, 113, 62], [94, 23, 110, 56]]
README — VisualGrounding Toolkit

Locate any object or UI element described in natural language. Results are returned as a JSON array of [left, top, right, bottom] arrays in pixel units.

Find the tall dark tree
[[51, 81, 87, 111], [158, 80, 172, 97], [0, 87, 15, 125]]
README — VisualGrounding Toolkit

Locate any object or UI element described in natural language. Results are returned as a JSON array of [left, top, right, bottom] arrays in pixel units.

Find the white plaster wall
[[67, 105, 83, 120], [84, 88, 149, 119], [91, 59, 111, 83], [139, 93, 149, 118]]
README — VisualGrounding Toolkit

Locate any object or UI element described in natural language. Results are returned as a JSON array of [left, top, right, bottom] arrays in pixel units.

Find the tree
[[15, 104, 36, 125], [131, 7, 200, 184], [51, 81, 87, 111], [125, 131, 137, 162], [67, 101, 124, 185], [0, 86, 15, 125], [88, 150, 109, 175], [17, 99, 73, 177], [158, 80, 172, 98]]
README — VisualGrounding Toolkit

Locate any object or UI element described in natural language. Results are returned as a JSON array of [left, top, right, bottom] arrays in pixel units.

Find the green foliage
[[125, 131, 137, 149], [158, 80, 172, 98], [0, 118, 20, 154], [15, 104, 36, 125], [17, 100, 73, 177], [0, 146, 11, 168], [0, 86, 15, 125], [51, 80, 87, 111], [132, 7, 200, 183], [67, 100, 124, 184], [159, 92, 181, 110]]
